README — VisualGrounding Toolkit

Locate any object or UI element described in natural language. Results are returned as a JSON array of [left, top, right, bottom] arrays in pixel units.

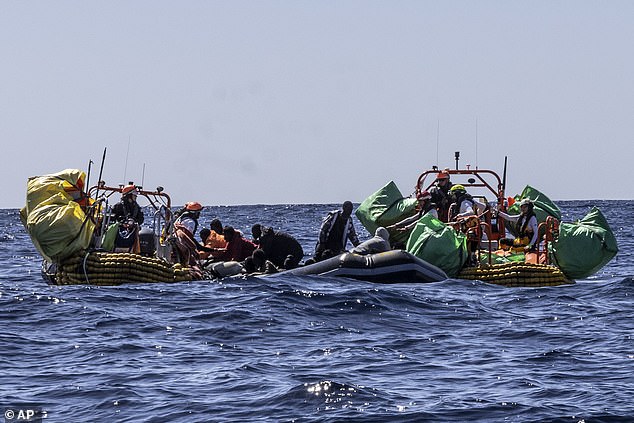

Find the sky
[[2, 0, 633, 208]]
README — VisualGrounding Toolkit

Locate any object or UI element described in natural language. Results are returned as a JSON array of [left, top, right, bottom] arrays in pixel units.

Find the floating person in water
[[111, 184, 144, 253], [251, 223, 304, 269], [314, 201, 360, 261], [244, 249, 279, 275], [351, 227, 391, 255]]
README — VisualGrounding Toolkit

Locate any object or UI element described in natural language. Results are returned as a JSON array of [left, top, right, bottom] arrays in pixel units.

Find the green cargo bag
[[550, 206, 618, 279], [355, 181, 418, 246], [406, 213, 468, 277]]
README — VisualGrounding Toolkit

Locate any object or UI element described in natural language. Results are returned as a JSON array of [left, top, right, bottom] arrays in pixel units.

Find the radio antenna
[[436, 119, 440, 166], [123, 135, 131, 184], [475, 118, 479, 169], [141, 163, 146, 188]]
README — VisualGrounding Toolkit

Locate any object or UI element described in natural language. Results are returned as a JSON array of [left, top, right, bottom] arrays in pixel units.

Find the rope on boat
[[55, 251, 194, 286], [458, 262, 573, 287], [82, 251, 91, 285]]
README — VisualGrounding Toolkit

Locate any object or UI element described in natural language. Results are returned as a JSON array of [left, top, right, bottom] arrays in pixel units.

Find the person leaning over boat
[[171, 202, 213, 266], [251, 223, 304, 269], [429, 171, 453, 222], [386, 190, 438, 234], [351, 227, 391, 255], [314, 201, 360, 261], [496, 198, 539, 252], [213, 226, 257, 262], [198, 218, 228, 260]]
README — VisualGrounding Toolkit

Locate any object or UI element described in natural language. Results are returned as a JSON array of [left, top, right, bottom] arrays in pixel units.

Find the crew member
[[111, 185, 144, 253], [429, 171, 453, 222], [497, 198, 539, 251]]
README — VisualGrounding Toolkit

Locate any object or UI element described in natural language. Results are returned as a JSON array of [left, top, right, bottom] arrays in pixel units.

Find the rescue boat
[[354, 152, 618, 287], [21, 169, 194, 285]]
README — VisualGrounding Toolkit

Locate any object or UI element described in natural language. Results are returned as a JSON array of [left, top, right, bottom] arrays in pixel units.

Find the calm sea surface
[[1, 200, 632, 422]]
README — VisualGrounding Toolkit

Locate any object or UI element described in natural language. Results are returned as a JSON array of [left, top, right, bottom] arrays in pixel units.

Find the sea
[[1, 200, 632, 423]]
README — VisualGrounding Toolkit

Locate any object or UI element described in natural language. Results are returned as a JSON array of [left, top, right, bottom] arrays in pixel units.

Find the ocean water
[[1, 201, 632, 422]]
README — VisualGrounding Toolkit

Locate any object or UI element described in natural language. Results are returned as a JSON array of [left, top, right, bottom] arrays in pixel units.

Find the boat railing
[[478, 221, 494, 265], [416, 168, 508, 238], [152, 206, 173, 262], [538, 216, 560, 266]]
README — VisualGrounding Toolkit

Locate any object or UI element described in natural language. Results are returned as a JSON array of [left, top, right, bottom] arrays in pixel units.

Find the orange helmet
[[436, 172, 449, 180], [185, 201, 203, 211], [121, 184, 137, 195]]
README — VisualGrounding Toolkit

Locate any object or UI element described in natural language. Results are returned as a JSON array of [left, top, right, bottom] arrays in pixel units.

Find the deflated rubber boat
[[276, 250, 448, 283]]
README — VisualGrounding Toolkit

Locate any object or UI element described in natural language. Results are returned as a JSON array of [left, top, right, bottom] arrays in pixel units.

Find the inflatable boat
[[275, 250, 448, 283]]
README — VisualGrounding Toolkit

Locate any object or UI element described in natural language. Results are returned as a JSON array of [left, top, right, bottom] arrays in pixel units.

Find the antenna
[[436, 119, 440, 166], [123, 135, 131, 184], [142, 163, 146, 188], [475, 118, 478, 169]]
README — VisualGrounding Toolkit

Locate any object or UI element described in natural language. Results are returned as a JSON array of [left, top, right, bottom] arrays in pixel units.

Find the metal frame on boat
[[87, 181, 174, 261]]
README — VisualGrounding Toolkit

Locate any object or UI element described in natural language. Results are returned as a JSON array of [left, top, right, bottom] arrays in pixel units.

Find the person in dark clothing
[[429, 171, 453, 223], [251, 223, 263, 245], [249, 249, 279, 274], [111, 185, 144, 253], [314, 201, 360, 260], [112, 185, 144, 225], [251, 224, 304, 269]]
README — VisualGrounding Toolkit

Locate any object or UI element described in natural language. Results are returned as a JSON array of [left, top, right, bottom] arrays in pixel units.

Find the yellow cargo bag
[[20, 169, 95, 262]]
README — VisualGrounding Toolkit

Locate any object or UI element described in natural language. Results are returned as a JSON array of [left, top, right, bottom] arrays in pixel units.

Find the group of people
[[415, 170, 539, 262], [107, 173, 539, 275]]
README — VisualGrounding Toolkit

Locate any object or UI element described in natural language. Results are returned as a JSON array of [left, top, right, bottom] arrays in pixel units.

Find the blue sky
[[2, 1, 633, 208]]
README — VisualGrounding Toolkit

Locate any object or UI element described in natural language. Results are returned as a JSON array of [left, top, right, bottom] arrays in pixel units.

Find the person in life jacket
[[198, 218, 229, 260], [429, 171, 453, 222], [447, 185, 482, 266], [497, 198, 539, 251], [387, 190, 438, 234], [447, 184, 477, 222], [171, 201, 208, 266], [314, 201, 360, 261], [112, 185, 144, 253]]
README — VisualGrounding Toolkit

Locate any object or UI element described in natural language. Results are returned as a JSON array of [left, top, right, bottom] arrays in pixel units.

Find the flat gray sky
[[2, 1, 633, 208]]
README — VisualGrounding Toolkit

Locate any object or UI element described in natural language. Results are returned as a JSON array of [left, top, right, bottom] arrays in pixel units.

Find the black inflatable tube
[[276, 250, 448, 284]]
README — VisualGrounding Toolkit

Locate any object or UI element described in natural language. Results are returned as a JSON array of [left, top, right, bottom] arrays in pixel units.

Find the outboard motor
[[139, 227, 156, 257]]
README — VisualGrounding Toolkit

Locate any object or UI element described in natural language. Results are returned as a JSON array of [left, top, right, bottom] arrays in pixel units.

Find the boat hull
[[276, 250, 448, 283]]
